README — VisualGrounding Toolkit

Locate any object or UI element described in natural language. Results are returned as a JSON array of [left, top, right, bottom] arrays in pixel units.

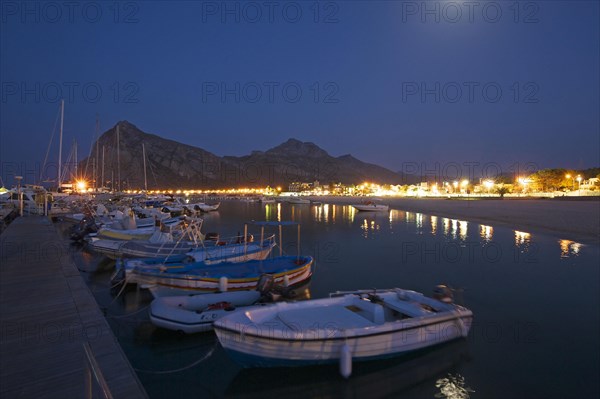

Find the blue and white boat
[[214, 286, 472, 377], [125, 255, 313, 297]]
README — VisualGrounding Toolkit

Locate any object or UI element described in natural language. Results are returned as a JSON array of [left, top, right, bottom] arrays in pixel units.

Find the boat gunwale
[[214, 311, 472, 343], [132, 257, 313, 281]]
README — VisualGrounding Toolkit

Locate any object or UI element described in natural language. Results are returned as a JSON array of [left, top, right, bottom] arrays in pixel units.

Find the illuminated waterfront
[[71, 200, 599, 398]]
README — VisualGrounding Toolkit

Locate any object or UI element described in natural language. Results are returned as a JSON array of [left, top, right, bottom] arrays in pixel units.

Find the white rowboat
[[214, 287, 472, 374]]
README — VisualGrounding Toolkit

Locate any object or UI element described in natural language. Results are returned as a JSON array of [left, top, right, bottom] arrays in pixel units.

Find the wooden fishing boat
[[126, 255, 313, 297], [214, 286, 472, 377]]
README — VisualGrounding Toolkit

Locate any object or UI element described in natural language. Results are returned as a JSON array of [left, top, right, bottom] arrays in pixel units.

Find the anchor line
[[133, 342, 218, 374]]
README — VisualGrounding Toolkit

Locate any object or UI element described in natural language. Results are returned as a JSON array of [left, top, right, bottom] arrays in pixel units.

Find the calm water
[[71, 200, 599, 399]]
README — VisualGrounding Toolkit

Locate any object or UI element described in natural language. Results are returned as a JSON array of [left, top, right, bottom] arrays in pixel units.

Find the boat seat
[[350, 298, 385, 324]]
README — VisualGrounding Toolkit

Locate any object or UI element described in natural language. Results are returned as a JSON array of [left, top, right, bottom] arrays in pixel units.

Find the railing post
[[83, 342, 114, 399], [85, 366, 92, 399]]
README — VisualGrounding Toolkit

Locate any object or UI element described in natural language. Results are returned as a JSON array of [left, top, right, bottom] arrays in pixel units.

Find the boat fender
[[283, 274, 290, 287], [340, 343, 352, 379], [219, 276, 228, 292]]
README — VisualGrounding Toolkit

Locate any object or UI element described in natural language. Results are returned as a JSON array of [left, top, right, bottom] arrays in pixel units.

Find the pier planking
[[0, 216, 147, 398]]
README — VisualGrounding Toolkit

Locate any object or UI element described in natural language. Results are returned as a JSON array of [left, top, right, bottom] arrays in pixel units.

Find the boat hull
[[214, 289, 472, 367], [217, 315, 471, 367], [128, 256, 313, 297], [352, 204, 389, 212], [96, 227, 155, 241]]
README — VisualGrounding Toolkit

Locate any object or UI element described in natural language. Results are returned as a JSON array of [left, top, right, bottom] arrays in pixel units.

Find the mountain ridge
[[80, 121, 411, 189]]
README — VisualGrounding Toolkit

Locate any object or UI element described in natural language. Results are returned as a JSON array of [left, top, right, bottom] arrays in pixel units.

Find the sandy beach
[[310, 196, 600, 245]]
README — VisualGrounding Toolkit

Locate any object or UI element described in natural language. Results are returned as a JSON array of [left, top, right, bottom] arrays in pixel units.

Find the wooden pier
[[0, 216, 148, 398]]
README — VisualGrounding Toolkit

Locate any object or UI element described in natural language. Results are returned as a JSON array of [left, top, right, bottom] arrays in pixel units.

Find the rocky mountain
[[80, 121, 406, 189]]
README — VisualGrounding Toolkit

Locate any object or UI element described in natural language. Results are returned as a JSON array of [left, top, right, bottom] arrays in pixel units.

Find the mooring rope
[[133, 342, 218, 374], [106, 304, 150, 319]]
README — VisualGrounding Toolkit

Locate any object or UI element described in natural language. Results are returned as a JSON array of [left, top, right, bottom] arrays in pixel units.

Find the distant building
[[288, 182, 311, 192], [581, 177, 599, 189]]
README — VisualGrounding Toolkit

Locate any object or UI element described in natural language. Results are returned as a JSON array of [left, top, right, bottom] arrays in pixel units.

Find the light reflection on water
[[71, 200, 597, 399], [431, 215, 438, 235], [479, 225, 493, 242], [515, 230, 531, 246], [435, 374, 475, 399], [559, 239, 582, 259]]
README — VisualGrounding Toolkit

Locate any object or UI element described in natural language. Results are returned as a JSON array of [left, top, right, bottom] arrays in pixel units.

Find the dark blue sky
[[1, 1, 599, 185]]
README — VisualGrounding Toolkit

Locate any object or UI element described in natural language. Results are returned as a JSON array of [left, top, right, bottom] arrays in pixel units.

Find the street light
[[576, 175, 582, 192], [483, 180, 494, 194], [565, 174, 574, 190], [517, 177, 529, 195]]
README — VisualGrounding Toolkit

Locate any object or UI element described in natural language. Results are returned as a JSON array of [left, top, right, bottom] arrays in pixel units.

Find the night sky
[[1, 1, 598, 186]]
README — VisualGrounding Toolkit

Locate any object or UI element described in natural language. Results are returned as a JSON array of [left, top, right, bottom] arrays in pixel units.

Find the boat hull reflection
[[224, 339, 471, 399]]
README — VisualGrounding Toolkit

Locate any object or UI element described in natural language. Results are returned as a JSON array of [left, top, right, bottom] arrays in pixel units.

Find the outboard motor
[[70, 217, 97, 241], [257, 274, 275, 295], [433, 284, 454, 304]]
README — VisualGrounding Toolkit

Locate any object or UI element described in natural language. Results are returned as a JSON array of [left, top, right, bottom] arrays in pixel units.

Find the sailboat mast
[[95, 115, 99, 189], [116, 124, 121, 192], [74, 138, 78, 179], [142, 143, 148, 192], [58, 99, 64, 188], [101, 145, 105, 189]]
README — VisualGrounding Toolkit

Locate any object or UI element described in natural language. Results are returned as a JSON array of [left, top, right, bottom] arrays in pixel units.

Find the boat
[[352, 201, 389, 212], [88, 218, 207, 259], [150, 290, 263, 334], [0, 185, 52, 215], [214, 286, 472, 377], [126, 255, 313, 297], [287, 197, 310, 205], [94, 225, 158, 241], [259, 197, 276, 204], [149, 274, 281, 333], [93, 213, 184, 241], [196, 202, 220, 212], [96, 232, 274, 260]]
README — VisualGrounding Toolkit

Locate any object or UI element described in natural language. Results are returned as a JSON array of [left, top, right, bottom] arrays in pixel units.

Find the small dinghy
[[150, 290, 262, 334], [214, 286, 472, 377], [149, 275, 279, 333]]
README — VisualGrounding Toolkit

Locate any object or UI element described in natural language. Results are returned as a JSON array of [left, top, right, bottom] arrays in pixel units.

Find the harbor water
[[68, 200, 599, 398]]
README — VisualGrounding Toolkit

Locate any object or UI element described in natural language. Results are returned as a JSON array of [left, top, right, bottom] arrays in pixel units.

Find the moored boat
[[214, 286, 472, 376], [150, 290, 263, 334], [287, 197, 310, 205], [352, 201, 389, 212], [127, 255, 313, 297]]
